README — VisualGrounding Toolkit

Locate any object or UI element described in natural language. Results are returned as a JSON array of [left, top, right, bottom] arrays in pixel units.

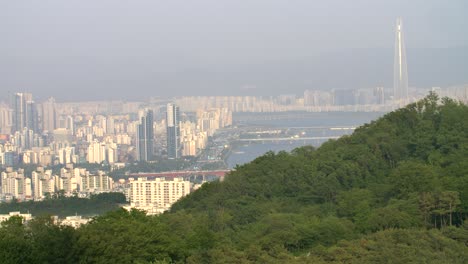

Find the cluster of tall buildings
[[3, 85, 467, 169], [173, 89, 393, 113], [0, 96, 232, 167], [303, 87, 386, 107], [7, 93, 60, 135], [0, 165, 114, 202], [135, 103, 231, 161], [10, 93, 39, 133], [179, 121, 208, 157]]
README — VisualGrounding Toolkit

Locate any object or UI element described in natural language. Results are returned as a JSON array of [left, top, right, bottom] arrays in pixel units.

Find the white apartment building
[[31, 168, 55, 200], [87, 140, 117, 164], [81, 171, 114, 192], [87, 141, 106, 163], [128, 177, 190, 213], [58, 146, 77, 164], [0, 168, 32, 201]]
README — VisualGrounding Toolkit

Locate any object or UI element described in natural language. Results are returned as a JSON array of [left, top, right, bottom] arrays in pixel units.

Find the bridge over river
[[235, 136, 341, 143], [128, 170, 231, 181]]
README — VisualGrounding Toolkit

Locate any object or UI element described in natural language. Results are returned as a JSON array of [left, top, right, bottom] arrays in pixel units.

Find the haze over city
[[1, 1, 468, 263], [1, 0, 467, 101]]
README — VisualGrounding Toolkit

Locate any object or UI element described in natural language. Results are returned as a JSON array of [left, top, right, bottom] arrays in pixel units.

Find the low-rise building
[[61, 215, 90, 228], [0, 211, 32, 223]]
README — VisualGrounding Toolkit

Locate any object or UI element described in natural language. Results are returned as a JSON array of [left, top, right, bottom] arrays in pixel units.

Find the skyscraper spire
[[393, 17, 409, 104]]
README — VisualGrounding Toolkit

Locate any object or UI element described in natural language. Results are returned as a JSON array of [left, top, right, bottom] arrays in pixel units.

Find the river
[[226, 112, 386, 168]]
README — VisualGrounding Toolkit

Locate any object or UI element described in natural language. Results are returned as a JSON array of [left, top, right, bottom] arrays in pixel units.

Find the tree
[[0, 216, 32, 264], [435, 191, 461, 227], [419, 192, 436, 226], [389, 161, 438, 198]]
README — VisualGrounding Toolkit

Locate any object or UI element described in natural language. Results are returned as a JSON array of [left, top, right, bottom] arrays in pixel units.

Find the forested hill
[[1, 93, 467, 263], [174, 93, 468, 219]]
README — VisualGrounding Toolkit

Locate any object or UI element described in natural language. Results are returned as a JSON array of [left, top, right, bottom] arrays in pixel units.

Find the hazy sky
[[1, 0, 467, 101]]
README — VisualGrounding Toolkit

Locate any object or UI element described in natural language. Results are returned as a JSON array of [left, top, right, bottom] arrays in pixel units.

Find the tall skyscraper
[[136, 109, 154, 161], [41, 97, 57, 133], [10, 93, 38, 133], [393, 17, 409, 103], [66, 116, 74, 135], [166, 103, 180, 159], [26, 100, 38, 132]]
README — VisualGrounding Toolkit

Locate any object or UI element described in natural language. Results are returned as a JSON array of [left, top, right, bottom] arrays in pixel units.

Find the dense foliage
[[0, 192, 126, 217], [0, 94, 467, 263]]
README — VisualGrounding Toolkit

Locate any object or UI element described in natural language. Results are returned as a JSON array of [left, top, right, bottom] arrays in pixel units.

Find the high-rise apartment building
[[136, 109, 154, 161], [0, 104, 12, 134], [1, 168, 32, 201], [31, 167, 55, 200], [11, 93, 29, 133], [81, 171, 113, 192], [105, 116, 115, 135], [166, 103, 180, 159], [87, 141, 117, 164], [41, 97, 57, 133], [26, 101, 38, 132], [66, 115, 74, 135], [393, 17, 409, 104], [128, 177, 190, 213]]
